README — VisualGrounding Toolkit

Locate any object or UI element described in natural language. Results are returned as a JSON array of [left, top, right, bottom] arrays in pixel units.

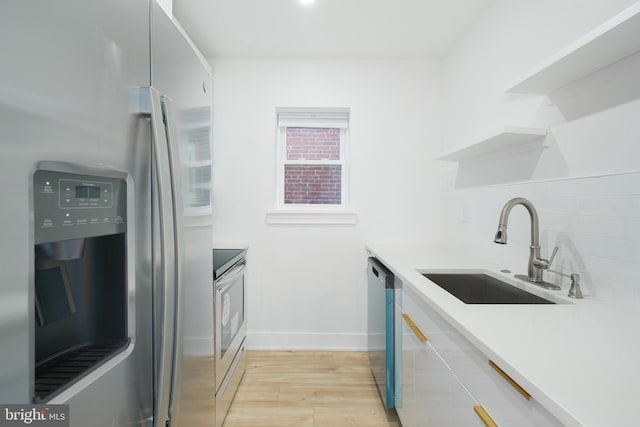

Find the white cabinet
[[394, 299, 414, 427], [395, 286, 486, 427], [398, 284, 563, 427]]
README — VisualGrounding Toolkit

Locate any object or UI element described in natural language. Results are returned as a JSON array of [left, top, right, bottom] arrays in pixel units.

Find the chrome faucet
[[494, 197, 560, 290]]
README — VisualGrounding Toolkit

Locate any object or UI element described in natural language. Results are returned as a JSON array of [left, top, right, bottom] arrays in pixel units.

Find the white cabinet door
[[415, 341, 483, 427], [404, 285, 563, 427], [399, 306, 484, 427], [395, 299, 415, 427]]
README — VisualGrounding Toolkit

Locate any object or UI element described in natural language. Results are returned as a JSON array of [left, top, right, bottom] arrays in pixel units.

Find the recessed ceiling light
[[299, 0, 315, 6]]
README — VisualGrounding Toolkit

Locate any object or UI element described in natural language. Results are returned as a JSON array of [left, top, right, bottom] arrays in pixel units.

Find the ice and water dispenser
[[33, 168, 129, 401]]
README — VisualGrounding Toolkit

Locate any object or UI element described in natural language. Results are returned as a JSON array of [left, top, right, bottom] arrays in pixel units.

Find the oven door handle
[[215, 261, 246, 292]]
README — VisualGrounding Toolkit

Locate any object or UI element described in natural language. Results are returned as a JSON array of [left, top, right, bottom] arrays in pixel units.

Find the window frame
[[267, 107, 357, 225], [275, 108, 350, 209]]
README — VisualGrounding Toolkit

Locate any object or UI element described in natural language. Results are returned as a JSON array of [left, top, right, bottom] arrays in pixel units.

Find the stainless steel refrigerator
[[0, 1, 214, 426]]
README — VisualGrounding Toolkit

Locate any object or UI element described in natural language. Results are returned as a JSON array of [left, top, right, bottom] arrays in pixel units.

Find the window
[[275, 108, 350, 208]]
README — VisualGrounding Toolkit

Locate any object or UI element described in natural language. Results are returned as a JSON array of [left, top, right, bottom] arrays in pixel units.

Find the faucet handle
[[534, 246, 558, 269], [548, 246, 558, 266]]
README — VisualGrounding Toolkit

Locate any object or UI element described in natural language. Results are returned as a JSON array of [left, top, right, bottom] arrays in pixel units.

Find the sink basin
[[422, 273, 555, 304]]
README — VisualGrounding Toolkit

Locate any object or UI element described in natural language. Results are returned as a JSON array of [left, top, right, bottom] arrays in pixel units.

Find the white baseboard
[[246, 331, 368, 351]]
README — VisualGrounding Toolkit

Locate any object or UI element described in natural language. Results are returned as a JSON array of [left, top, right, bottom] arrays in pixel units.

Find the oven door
[[215, 260, 247, 391]]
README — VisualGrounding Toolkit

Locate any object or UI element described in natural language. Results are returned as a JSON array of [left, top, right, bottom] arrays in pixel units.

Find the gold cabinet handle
[[488, 360, 532, 401], [402, 313, 428, 343], [474, 405, 498, 427]]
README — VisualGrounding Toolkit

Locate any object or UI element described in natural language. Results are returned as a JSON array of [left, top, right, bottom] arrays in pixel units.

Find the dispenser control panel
[[57, 178, 113, 209], [34, 168, 127, 244]]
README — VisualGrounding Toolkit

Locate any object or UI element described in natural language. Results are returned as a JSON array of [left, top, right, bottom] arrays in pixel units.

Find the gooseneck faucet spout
[[494, 197, 539, 247], [494, 198, 559, 288]]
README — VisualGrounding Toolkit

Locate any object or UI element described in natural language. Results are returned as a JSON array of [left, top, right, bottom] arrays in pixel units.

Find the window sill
[[265, 208, 358, 225]]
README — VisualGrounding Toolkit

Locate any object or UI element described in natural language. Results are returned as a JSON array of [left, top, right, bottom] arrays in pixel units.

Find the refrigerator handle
[[160, 94, 185, 424], [138, 87, 177, 427]]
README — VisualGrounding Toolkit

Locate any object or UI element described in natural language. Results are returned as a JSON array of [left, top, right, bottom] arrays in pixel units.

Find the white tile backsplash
[[441, 172, 640, 302], [575, 196, 640, 218]]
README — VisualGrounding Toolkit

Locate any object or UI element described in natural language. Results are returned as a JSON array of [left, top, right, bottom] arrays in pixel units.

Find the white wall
[[210, 58, 442, 349], [441, 0, 640, 301]]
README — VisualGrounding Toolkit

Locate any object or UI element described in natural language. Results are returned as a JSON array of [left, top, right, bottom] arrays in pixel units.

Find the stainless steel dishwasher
[[367, 257, 395, 408]]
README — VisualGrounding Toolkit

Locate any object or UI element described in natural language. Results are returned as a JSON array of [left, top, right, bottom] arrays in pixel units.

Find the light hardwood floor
[[223, 351, 401, 427]]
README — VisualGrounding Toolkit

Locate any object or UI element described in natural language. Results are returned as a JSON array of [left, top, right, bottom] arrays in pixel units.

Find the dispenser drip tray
[[34, 339, 129, 402]]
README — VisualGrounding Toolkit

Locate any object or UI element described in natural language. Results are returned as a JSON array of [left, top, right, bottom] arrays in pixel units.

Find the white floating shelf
[[505, 2, 640, 94], [435, 126, 547, 162]]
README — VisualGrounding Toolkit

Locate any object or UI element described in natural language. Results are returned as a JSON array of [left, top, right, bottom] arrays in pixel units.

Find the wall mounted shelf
[[435, 126, 547, 162], [505, 2, 640, 94]]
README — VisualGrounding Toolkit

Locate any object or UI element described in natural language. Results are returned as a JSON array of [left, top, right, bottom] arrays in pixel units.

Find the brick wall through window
[[286, 128, 340, 160], [284, 127, 342, 204], [284, 165, 342, 204]]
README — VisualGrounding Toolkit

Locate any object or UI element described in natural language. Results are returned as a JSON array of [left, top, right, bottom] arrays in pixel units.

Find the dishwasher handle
[[368, 258, 394, 289]]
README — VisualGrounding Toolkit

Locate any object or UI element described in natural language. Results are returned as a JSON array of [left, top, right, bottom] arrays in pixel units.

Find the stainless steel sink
[[422, 273, 555, 304]]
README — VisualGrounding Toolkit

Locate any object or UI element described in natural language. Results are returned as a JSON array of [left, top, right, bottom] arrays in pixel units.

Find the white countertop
[[367, 244, 640, 427]]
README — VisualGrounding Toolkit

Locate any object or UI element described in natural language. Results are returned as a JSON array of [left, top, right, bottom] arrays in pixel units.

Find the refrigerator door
[[0, 1, 154, 426], [150, 3, 214, 426]]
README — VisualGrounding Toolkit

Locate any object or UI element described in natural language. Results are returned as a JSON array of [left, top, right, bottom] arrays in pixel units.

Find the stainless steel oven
[[213, 248, 247, 427]]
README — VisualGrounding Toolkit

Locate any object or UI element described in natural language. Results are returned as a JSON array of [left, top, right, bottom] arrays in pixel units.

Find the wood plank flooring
[[223, 351, 401, 427]]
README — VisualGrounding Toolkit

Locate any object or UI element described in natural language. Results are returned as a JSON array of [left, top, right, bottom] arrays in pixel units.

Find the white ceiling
[[173, 0, 494, 58]]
